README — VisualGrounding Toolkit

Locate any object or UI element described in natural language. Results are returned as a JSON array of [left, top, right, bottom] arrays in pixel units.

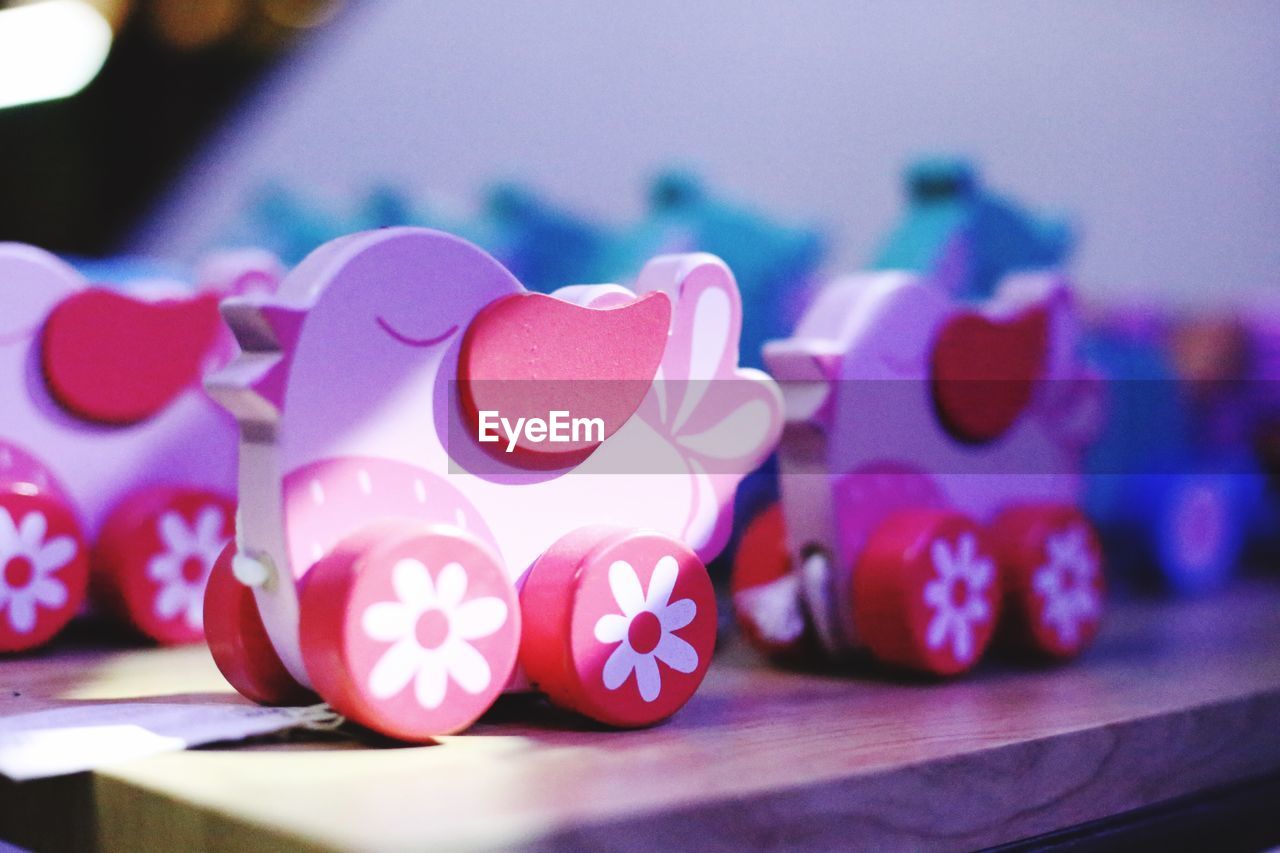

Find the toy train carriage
[[0, 244, 281, 653], [733, 270, 1104, 675], [205, 228, 782, 740]]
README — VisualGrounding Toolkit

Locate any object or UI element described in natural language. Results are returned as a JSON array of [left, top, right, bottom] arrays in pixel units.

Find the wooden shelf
[[3, 578, 1280, 851]]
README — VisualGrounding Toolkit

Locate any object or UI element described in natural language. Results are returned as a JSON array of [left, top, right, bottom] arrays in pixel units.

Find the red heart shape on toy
[[41, 289, 223, 425], [930, 306, 1049, 443], [459, 291, 671, 467]]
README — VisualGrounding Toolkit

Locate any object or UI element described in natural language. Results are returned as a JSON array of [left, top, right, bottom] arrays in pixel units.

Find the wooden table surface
[[2, 578, 1280, 852]]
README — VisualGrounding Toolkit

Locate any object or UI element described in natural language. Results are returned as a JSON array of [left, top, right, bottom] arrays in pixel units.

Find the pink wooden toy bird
[[733, 271, 1105, 675], [0, 244, 281, 652], [205, 228, 782, 739]]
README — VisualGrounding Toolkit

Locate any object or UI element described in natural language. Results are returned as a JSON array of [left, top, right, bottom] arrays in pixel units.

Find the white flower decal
[[362, 560, 509, 710], [147, 507, 228, 631], [0, 509, 74, 634], [1033, 526, 1101, 647], [923, 534, 994, 663], [594, 556, 699, 702]]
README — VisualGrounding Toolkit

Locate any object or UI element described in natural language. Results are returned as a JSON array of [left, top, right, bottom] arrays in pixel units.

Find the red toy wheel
[[0, 491, 89, 653], [299, 522, 519, 741], [990, 504, 1105, 659], [852, 509, 998, 677], [730, 503, 808, 658], [204, 543, 312, 705], [92, 488, 235, 644], [520, 527, 716, 728]]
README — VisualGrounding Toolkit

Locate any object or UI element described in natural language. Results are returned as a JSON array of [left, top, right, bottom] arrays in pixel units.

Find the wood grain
[[3, 579, 1280, 852]]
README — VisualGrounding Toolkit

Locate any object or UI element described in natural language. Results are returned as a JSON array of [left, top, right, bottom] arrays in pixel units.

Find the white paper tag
[[0, 702, 339, 781]]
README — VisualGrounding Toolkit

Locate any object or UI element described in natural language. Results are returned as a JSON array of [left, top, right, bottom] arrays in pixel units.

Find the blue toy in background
[[871, 157, 1074, 301], [480, 182, 619, 295], [226, 183, 499, 267], [227, 184, 366, 265], [633, 171, 826, 370], [1082, 314, 1263, 595]]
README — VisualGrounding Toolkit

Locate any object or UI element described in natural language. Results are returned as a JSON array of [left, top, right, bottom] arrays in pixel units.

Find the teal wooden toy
[[479, 183, 617, 295], [229, 184, 498, 267], [631, 171, 825, 369], [871, 158, 1073, 301]]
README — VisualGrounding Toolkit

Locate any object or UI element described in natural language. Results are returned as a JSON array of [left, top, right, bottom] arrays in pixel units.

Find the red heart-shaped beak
[[459, 291, 671, 467], [41, 289, 224, 425], [931, 306, 1049, 443]]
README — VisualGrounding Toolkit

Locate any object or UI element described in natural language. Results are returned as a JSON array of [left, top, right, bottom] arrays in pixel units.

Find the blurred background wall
[[28, 1, 1280, 305]]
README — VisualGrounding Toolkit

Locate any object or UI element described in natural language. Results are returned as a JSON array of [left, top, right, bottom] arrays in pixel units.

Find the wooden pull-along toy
[[0, 244, 281, 653], [204, 227, 783, 740], [733, 270, 1105, 674]]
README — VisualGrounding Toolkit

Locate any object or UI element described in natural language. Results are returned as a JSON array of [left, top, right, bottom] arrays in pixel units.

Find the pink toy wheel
[[730, 503, 809, 658], [298, 522, 519, 741], [0, 491, 89, 653], [852, 509, 998, 677], [204, 543, 312, 705], [520, 527, 716, 728], [989, 504, 1105, 660], [92, 488, 235, 644]]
